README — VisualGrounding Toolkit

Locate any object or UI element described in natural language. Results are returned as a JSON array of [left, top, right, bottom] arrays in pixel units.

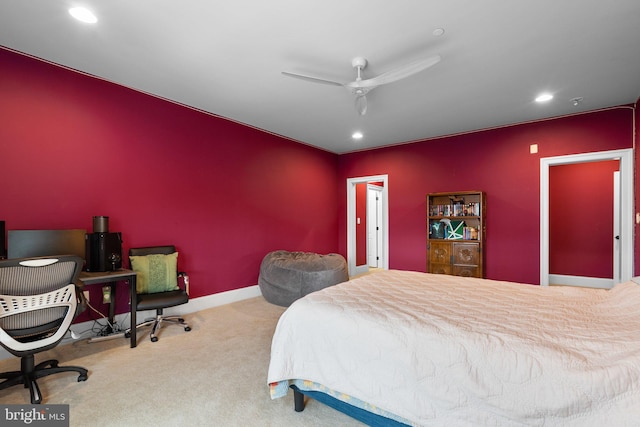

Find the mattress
[[267, 269, 640, 426]]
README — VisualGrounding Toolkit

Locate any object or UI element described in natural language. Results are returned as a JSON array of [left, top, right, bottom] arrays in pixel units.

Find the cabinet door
[[452, 242, 481, 277], [452, 242, 479, 266], [429, 241, 451, 274]]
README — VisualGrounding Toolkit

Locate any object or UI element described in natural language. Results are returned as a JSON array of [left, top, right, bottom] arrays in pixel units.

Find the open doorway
[[347, 175, 389, 277], [540, 149, 633, 287]]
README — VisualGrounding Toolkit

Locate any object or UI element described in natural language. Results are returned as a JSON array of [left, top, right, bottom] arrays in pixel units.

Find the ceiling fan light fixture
[[355, 95, 368, 116]]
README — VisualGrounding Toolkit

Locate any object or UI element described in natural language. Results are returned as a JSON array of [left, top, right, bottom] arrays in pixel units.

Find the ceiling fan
[[282, 55, 441, 115]]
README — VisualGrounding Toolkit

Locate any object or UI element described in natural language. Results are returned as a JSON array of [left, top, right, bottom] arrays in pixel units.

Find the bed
[[267, 269, 640, 426]]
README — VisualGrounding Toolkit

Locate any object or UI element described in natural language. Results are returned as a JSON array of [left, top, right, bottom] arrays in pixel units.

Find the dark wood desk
[[78, 269, 138, 348]]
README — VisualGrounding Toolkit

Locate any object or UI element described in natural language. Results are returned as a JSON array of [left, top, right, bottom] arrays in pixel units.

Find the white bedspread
[[267, 270, 640, 426]]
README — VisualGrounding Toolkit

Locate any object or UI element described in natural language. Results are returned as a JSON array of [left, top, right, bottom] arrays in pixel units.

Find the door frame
[[540, 148, 634, 287], [347, 175, 389, 277]]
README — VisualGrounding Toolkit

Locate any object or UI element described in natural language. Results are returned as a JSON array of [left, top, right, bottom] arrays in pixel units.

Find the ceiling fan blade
[[350, 55, 442, 88], [355, 94, 368, 116], [281, 71, 343, 86]]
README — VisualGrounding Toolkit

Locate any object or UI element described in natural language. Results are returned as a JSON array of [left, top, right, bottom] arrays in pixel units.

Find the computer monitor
[[7, 229, 87, 262]]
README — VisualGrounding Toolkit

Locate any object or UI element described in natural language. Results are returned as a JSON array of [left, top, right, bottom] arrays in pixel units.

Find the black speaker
[[0, 220, 5, 259], [86, 232, 122, 271]]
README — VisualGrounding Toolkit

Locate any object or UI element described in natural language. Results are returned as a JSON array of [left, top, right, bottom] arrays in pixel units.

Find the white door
[[613, 170, 621, 285], [367, 185, 383, 268]]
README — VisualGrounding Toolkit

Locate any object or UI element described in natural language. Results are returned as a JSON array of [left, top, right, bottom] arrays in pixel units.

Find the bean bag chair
[[259, 250, 349, 306]]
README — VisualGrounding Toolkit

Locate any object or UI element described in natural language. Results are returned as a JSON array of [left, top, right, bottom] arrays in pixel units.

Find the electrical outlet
[[102, 286, 111, 304], [83, 290, 90, 302]]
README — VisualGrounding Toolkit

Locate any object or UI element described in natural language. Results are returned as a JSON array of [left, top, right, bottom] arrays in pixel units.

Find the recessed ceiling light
[[535, 93, 553, 103], [69, 7, 97, 23], [352, 131, 363, 140]]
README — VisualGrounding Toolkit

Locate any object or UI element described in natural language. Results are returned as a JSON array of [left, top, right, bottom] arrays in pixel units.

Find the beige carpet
[[0, 296, 363, 426]]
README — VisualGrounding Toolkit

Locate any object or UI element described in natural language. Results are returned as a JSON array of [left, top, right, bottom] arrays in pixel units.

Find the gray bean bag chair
[[259, 250, 349, 306]]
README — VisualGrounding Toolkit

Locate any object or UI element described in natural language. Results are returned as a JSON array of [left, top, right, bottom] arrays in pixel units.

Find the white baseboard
[[548, 274, 613, 289], [0, 285, 263, 360]]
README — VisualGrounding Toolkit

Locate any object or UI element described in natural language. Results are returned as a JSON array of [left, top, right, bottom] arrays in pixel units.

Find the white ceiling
[[2, 1, 639, 154]]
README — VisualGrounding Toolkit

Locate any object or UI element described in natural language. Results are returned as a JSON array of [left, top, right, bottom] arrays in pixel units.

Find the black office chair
[[0, 255, 88, 404], [125, 245, 191, 343]]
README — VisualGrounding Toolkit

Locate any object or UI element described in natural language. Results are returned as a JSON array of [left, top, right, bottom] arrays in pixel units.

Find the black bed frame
[[291, 385, 409, 427]]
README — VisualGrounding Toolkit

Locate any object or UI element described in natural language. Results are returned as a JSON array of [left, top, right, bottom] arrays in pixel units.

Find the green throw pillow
[[130, 252, 179, 294]]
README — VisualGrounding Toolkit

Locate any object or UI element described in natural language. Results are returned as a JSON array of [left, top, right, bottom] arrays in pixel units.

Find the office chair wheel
[[78, 373, 88, 382], [184, 326, 191, 332], [151, 336, 158, 343], [124, 331, 131, 338]]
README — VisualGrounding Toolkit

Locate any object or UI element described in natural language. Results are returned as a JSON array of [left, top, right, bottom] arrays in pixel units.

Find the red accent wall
[[338, 108, 635, 284], [549, 161, 618, 278], [0, 48, 339, 319]]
